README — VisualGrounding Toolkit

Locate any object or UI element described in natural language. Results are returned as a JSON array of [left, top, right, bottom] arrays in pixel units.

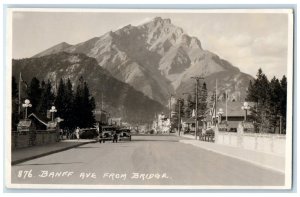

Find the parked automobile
[[229, 128, 237, 132], [117, 128, 132, 141], [99, 126, 117, 143], [80, 129, 97, 139]]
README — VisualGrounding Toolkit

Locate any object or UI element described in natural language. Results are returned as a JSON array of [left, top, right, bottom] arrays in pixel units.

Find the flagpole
[[215, 79, 217, 125], [226, 90, 228, 122], [18, 72, 21, 116]]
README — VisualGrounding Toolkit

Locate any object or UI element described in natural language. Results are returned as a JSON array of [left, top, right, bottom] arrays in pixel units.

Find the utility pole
[[215, 79, 218, 125], [191, 76, 204, 139], [177, 98, 183, 136], [225, 90, 228, 122], [169, 93, 174, 133], [101, 93, 103, 111]]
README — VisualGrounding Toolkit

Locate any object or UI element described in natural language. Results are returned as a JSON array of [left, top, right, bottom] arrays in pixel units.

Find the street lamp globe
[[241, 102, 251, 121], [217, 108, 224, 124], [50, 106, 57, 112], [22, 99, 32, 119], [218, 108, 224, 116], [241, 102, 250, 110], [25, 99, 30, 105], [50, 106, 57, 121]]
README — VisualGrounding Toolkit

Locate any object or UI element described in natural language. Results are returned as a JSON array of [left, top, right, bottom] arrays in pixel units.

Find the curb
[[11, 141, 93, 165], [179, 140, 285, 174]]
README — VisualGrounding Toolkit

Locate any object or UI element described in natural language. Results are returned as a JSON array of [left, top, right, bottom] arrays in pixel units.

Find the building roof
[[28, 113, 49, 126], [214, 101, 255, 117], [181, 117, 195, 124]]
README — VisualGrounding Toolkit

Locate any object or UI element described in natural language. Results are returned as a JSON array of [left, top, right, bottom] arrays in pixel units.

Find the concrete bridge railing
[[214, 126, 286, 157], [11, 129, 59, 150]]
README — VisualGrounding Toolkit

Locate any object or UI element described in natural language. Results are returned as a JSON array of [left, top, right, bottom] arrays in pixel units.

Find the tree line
[[12, 76, 96, 131], [170, 82, 208, 130], [246, 68, 287, 133], [168, 68, 287, 134]]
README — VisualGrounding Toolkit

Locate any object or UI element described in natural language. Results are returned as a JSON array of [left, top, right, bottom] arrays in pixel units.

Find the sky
[[11, 9, 292, 79]]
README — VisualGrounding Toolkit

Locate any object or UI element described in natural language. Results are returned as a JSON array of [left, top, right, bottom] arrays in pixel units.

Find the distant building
[[181, 117, 195, 132], [153, 113, 171, 134], [109, 117, 122, 126], [207, 101, 255, 132], [94, 109, 109, 125]]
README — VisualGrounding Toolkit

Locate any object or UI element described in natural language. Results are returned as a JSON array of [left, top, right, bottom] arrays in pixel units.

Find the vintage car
[[79, 128, 98, 139], [116, 128, 132, 141], [99, 126, 117, 143]]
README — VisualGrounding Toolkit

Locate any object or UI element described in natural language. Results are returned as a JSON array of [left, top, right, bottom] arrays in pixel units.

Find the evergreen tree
[[82, 81, 96, 127], [269, 77, 282, 133], [246, 80, 255, 102], [72, 77, 84, 128], [173, 98, 185, 129], [38, 80, 55, 118], [183, 93, 194, 118], [63, 79, 74, 130], [27, 77, 42, 113], [40, 80, 46, 92], [245, 68, 287, 133], [72, 77, 96, 128], [12, 76, 19, 130], [280, 75, 287, 133], [12, 76, 18, 98], [52, 78, 75, 130], [254, 68, 271, 104], [199, 82, 208, 118], [55, 78, 66, 120]]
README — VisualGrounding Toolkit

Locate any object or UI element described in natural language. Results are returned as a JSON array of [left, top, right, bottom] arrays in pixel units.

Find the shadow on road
[[130, 139, 179, 143], [16, 162, 84, 166], [74, 146, 101, 149]]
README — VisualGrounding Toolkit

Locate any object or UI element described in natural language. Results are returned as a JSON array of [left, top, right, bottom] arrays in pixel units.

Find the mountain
[[33, 42, 72, 58], [13, 52, 166, 124], [34, 17, 254, 104]]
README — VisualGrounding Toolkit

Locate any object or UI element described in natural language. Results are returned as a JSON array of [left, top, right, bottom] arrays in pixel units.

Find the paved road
[[11, 135, 284, 186]]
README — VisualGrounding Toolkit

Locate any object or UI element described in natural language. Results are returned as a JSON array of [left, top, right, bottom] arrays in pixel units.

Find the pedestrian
[[113, 131, 118, 143], [60, 129, 63, 140], [75, 127, 80, 141], [96, 124, 100, 142], [67, 130, 70, 139]]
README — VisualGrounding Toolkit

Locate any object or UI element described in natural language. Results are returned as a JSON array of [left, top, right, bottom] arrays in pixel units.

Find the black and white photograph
[[5, 8, 294, 189]]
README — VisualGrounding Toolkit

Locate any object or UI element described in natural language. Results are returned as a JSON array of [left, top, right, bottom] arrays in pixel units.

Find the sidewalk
[[180, 134, 285, 174], [11, 139, 95, 165]]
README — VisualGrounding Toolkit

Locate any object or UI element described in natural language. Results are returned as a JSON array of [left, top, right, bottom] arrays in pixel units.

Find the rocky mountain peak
[[32, 16, 254, 105], [181, 34, 202, 49], [153, 17, 171, 25], [33, 42, 72, 58]]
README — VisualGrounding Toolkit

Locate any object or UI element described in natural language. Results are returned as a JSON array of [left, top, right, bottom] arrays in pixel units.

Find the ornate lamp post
[[50, 106, 57, 121], [217, 108, 224, 124], [241, 102, 251, 121], [201, 117, 207, 130], [22, 99, 32, 119]]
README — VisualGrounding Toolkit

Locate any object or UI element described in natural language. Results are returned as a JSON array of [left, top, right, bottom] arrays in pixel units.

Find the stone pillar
[[214, 125, 219, 143], [237, 122, 244, 134], [237, 122, 244, 148]]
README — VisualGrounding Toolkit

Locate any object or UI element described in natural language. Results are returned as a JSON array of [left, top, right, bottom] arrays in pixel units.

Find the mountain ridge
[[33, 17, 254, 104], [13, 52, 166, 124]]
